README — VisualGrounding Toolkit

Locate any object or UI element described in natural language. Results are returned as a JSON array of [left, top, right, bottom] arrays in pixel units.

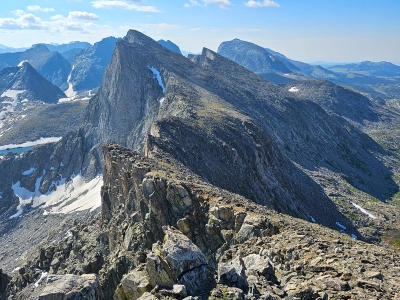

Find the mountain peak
[[29, 44, 50, 53], [124, 29, 155, 46], [157, 39, 182, 55]]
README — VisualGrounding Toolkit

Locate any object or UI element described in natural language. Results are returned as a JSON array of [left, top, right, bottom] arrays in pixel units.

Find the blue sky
[[0, 0, 399, 63]]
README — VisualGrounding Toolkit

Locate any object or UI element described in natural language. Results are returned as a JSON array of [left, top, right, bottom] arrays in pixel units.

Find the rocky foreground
[[1, 145, 399, 299]]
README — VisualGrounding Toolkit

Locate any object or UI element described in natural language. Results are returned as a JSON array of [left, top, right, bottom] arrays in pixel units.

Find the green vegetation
[[383, 229, 400, 250]]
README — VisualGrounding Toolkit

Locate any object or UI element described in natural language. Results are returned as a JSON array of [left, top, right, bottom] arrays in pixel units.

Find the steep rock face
[[0, 61, 65, 103], [68, 37, 120, 93]]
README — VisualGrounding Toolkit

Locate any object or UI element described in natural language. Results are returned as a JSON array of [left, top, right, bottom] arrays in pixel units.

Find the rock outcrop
[[4, 145, 400, 299]]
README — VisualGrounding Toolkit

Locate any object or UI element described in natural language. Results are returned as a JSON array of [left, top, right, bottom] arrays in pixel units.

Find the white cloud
[[27, 5, 55, 12], [0, 11, 101, 33], [0, 14, 44, 30], [13, 10, 27, 17], [245, 0, 280, 7], [91, 0, 160, 12], [184, 0, 231, 8], [190, 27, 202, 31], [69, 11, 100, 20]]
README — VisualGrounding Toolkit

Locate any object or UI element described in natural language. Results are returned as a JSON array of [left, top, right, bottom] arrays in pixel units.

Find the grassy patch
[[383, 229, 400, 250]]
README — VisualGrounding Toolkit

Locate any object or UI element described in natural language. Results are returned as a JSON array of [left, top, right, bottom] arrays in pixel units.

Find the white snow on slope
[[0, 137, 61, 151], [18, 60, 28, 67], [64, 64, 77, 99], [148, 66, 165, 93], [159, 97, 165, 106], [288, 87, 299, 92], [10, 172, 103, 218], [10, 170, 46, 218], [0, 90, 25, 128], [351, 202, 377, 219], [34, 272, 48, 287]]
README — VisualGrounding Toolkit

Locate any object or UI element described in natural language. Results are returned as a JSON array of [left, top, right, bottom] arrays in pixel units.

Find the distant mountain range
[[0, 45, 71, 89], [328, 61, 400, 77], [34, 41, 91, 53], [0, 61, 65, 103], [157, 39, 182, 55], [217, 38, 400, 87]]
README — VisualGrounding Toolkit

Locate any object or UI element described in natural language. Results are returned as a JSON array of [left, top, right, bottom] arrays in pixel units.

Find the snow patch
[[351, 202, 376, 219], [351, 234, 357, 239], [22, 167, 36, 175], [0, 137, 61, 151], [0, 90, 25, 128], [159, 97, 165, 106], [34, 272, 48, 287], [10, 170, 46, 218], [148, 66, 165, 93], [18, 60, 28, 67], [288, 87, 299, 92], [64, 64, 76, 99], [60, 162, 64, 167], [10, 172, 103, 218], [310, 216, 316, 223], [336, 222, 346, 231]]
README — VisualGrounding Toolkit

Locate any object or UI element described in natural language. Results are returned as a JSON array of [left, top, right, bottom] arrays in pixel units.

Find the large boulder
[[39, 274, 104, 300], [114, 266, 152, 300]]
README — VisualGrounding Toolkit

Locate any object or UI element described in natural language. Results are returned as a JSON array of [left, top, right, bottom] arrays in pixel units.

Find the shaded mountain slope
[[0, 44, 71, 88], [283, 79, 379, 126], [67, 37, 120, 93], [0, 61, 65, 103]]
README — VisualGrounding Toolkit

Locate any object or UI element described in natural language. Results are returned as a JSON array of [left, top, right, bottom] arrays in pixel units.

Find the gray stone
[[39, 274, 104, 300]]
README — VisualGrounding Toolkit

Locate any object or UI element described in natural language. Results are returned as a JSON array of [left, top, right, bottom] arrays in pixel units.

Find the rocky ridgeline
[[3, 145, 399, 299]]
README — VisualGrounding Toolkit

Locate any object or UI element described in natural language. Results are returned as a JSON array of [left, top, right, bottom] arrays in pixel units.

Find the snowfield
[[10, 173, 103, 219], [0, 137, 62, 151]]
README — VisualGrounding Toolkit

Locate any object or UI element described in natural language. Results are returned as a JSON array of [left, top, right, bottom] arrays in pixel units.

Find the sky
[[0, 0, 399, 63]]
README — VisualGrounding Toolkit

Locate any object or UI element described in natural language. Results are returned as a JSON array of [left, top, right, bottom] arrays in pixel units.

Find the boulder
[[114, 267, 152, 300], [39, 274, 104, 300]]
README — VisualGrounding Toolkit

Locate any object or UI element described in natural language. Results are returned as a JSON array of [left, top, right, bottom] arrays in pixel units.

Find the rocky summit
[[0, 29, 400, 299]]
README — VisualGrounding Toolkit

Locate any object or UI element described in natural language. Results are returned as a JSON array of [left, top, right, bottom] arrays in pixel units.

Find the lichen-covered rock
[[39, 274, 103, 300], [114, 266, 152, 300]]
